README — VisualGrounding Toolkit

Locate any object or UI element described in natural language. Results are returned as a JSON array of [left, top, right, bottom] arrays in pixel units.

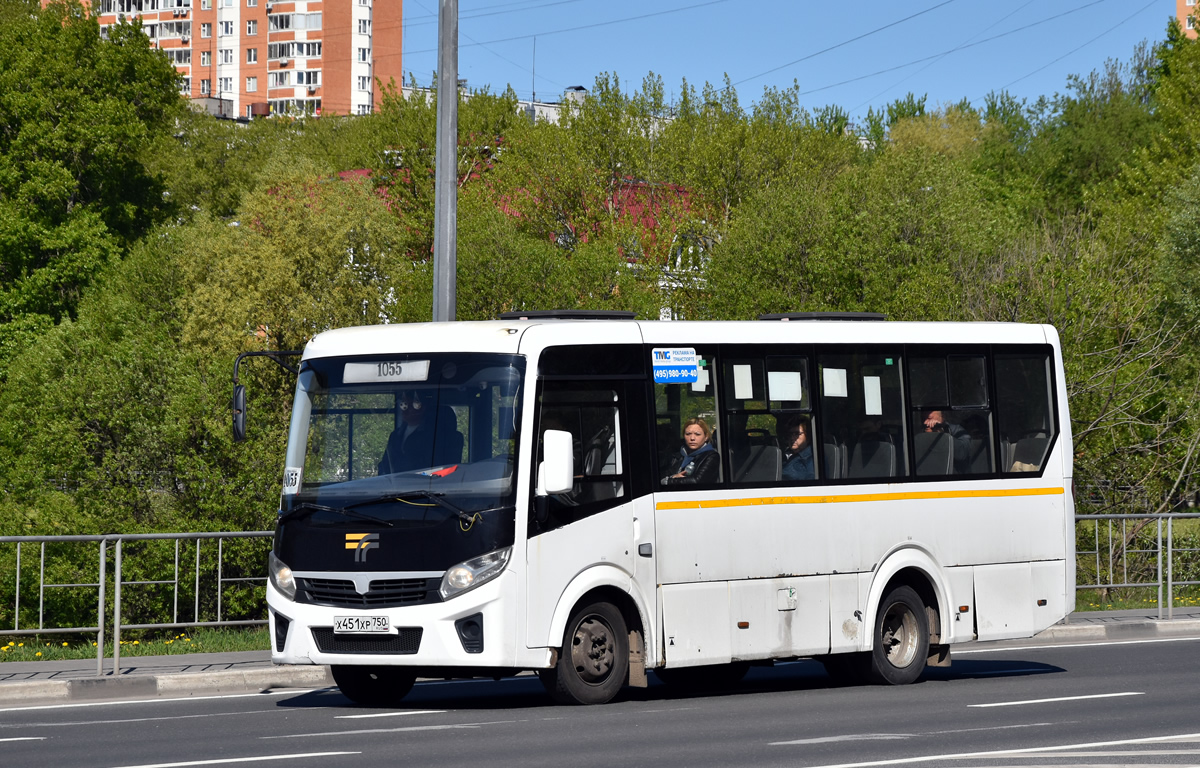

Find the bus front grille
[[311, 628, 423, 655], [296, 577, 440, 608]]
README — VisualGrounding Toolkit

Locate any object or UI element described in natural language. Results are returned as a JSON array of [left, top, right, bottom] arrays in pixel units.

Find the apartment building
[[1179, 0, 1198, 39], [84, 0, 402, 118]]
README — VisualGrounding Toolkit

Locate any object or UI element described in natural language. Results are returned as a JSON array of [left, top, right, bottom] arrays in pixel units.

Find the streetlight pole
[[432, 0, 458, 322]]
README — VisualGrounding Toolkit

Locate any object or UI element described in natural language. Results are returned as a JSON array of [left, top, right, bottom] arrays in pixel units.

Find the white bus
[[264, 312, 1074, 705]]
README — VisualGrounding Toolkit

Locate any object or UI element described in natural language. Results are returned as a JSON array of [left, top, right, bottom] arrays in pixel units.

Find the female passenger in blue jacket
[[779, 414, 814, 481], [662, 418, 720, 485]]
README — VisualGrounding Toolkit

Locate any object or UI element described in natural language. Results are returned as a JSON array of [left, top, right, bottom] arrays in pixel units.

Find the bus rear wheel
[[868, 585, 929, 685], [332, 665, 416, 706], [539, 601, 628, 705]]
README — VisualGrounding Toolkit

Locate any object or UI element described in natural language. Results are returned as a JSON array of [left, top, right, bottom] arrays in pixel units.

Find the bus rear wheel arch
[[539, 600, 629, 705]]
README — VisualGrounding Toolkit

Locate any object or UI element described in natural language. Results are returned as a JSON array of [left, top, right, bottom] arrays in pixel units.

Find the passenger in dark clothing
[[779, 414, 815, 481], [662, 418, 720, 485]]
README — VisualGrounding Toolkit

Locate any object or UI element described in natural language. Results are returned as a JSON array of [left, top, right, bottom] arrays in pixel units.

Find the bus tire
[[868, 585, 929, 685], [332, 665, 416, 706], [539, 601, 628, 705]]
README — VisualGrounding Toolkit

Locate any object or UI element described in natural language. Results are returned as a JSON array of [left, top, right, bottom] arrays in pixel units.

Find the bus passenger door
[[525, 378, 639, 650]]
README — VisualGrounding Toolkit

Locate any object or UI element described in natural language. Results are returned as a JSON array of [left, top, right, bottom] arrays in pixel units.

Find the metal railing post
[[1167, 516, 1174, 620], [1157, 518, 1163, 621], [39, 541, 45, 629], [13, 542, 19, 631], [113, 538, 122, 675], [97, 539, 106, 677], [217, 537, 223, 623], [194, 538, 201, 623], [173, 539, 180, 624]]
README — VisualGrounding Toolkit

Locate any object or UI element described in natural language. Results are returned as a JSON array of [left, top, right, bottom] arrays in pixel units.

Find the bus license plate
[[333, 616, 390, 634]]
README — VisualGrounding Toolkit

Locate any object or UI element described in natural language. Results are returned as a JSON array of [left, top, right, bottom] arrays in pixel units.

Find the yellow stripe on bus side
[[655, 486, 1065, 511]]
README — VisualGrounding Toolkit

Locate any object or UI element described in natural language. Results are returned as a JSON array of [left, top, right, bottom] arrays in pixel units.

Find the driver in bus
[[661, 418, 720, 485], [377, 390, 434, 475]]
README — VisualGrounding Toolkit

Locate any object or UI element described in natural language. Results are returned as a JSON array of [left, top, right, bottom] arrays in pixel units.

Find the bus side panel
[[661, 582, 732, 667], [1031, 559, 1069, 633], [828, 573, 866, 654], [944, 565, 977, 644], [728, 577, 830, 660], [974, 562, 1036, 641]]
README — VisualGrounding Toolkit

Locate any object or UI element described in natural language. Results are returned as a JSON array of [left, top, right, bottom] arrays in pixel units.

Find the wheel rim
[[880, 601, 920, 668], [570, 614, 616, 684]]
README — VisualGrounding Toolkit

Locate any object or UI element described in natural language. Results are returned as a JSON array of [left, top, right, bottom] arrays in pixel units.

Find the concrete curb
[[1037, 618, 1200, 643], [0, 666, 334, 707]]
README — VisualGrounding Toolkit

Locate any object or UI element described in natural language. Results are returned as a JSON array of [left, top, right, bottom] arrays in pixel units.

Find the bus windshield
[[279, 353, 524, 567]]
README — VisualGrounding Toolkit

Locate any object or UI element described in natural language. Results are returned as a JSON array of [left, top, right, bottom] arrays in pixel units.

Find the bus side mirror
[[536, 430, 574, 496], [232, 384, 247, 443]]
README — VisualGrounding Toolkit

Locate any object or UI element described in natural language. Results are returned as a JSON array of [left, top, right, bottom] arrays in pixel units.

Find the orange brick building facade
[[76, 0, 402, 118], [1179, 0, 1198, 39]]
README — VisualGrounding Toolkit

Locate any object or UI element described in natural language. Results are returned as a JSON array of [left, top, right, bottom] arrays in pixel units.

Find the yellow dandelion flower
[[133, 640, 139, 645], [62, 642, 69, 647], [35, 652, 41, 657], [18, 642, 23, 647]]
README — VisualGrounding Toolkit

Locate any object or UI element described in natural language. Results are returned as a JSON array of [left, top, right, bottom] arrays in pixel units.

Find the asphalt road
[[2, 635, 1197, 768]]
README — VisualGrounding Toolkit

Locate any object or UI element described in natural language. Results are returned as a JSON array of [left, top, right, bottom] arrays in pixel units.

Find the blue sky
[[398, 0, 1171, 122]]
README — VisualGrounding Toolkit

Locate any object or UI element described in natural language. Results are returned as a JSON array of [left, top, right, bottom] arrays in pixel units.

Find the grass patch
[[1075, 586, 1200, 612], [0, 626, 268, 662]]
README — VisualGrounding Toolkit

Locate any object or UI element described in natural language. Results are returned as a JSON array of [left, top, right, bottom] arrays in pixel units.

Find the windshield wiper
[[279, 501, 395, 527]]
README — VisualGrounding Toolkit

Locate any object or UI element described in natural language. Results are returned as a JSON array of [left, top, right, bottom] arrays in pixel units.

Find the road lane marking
[[780, 730, 1200, 767], [335, 709, 446, 719], [0, 736, 46, 742], [773, 734, 910, 745], [969, 691, 1143, 708], [110, 753, 360, 768], [956, 636, 1200, 654], [0, 709, 321, 730], [959, 668, 1051, 677], [0, 688, 331, 714], [263, 719, 518, 739]]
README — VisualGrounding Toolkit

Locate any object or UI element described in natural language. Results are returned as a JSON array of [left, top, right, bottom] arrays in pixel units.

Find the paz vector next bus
[[262, 311, 1074, 705]]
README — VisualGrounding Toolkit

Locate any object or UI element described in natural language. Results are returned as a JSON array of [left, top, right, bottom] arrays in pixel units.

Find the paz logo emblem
[[345, 533, 380, 563]]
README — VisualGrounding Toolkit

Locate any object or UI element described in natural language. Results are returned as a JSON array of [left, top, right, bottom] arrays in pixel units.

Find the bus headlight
[[439, 547, 511, 600], [269, 550, 296, 601]]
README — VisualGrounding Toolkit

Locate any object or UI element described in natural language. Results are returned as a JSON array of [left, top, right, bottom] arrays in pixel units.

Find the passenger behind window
[[921, 409, 971, 474], [661, 418, 720, 486], [778, 414, 814, 481]]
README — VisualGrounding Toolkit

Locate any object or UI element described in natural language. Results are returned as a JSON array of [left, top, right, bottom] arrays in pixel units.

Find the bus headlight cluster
[[269, 550, 296, 601], [439, 547, 511, 600]]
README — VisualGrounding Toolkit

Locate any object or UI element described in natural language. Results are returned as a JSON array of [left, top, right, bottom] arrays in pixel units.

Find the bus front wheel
[[332, 665, 416, 706], [539, 601, 628, 705], [868, 585, 929, 685]]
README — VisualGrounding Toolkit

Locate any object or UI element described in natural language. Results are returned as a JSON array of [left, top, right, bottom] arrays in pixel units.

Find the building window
[[220, 48, 232, 64], [358, 48, 369, 62], [357, 103, 371, 115], [220, 20, 233, 36], [297, 70, 320, 86], [248, 0, 257, 6], [201, 22, 211, 37], [200, 0, 210, 8], [219, 77, 233, 93], [246, 19, 257, 35], [221, 0, 233, 6], [268, 14, 290, 31], [180, 77, 191, 93], [357, 75, 370, 91], [246, 76, 257, 92], [358, 19, 370, 34], [1190, 16, 1196, 31], [201, 78, 211, 95], [246, 48, 257, 64], [200, 50, 210, 66]]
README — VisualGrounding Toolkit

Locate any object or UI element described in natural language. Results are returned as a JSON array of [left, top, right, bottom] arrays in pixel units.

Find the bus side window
[[655, 350, 723, 488], [908, 353, 993, 476], [995, 353, 1056, 473], [818, 351, 907, 480], [531, 382, 628, 535]]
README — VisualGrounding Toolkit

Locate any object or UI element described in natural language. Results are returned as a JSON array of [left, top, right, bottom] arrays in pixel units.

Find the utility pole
[[432, 0, 458, 322]]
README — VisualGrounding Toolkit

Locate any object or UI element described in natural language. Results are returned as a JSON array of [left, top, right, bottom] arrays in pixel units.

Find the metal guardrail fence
[[1075, 512, 1200, 621], [1, 514, 1198, 677], [0, 532, 272, 676]]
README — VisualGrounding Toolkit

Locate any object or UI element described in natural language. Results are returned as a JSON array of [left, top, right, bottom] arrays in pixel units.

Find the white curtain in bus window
[[863, 376, 882, 416], [766, 356, 809, 410], [823, 368, 848, 398]]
